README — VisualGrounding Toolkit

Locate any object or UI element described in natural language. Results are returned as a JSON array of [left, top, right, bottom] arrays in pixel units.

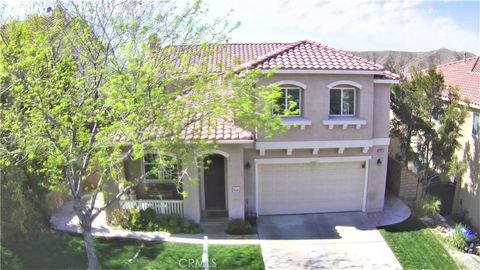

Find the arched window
[[328, 81, 362, 117], [273, 81, 306, 117]]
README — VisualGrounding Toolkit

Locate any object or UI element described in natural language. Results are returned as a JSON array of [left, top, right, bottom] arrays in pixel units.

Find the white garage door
[[257, 161, 365, 215]]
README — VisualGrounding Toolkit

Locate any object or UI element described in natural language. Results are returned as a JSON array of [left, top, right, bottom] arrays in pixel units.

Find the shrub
[[1, 166, 49, 244], [112, 208, 202, 234], [157, 214, 202, 234], [225, 219, 253, 235], [126, 209, 139, 230], [449, 223, 468, 250], [414, 194, 442, 218], [1, 246, 21, 269], [137, 208, 157, 229], [109, 209, 131, 228], [422, 195, 442, 217]]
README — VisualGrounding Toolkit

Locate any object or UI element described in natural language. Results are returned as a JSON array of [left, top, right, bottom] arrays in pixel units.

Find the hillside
[[349, 48, 476, 74]]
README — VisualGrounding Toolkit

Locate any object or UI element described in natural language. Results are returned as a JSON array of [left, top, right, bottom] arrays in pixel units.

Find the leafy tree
[[391, 67, 467, 197], [1, 165, 49, 243], [0, 1, 283, 268]]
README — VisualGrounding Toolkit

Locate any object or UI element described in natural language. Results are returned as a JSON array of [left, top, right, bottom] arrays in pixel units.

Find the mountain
[[349, 48, 476, 74]]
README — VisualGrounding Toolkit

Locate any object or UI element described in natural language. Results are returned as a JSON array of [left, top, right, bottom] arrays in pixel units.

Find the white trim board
[[256, 138, 390, 151], [254, 155, 371, 215], [254, 155, 372, 164], [373, 79, 399, 84], [328, 80, 363, 89], [362, 159, 370, 211], [274, 80, 307, 89], [322, 118, 367, 129]]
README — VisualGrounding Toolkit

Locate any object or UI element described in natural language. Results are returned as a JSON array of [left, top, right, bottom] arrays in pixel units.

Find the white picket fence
[[120, 199, 184, 216]]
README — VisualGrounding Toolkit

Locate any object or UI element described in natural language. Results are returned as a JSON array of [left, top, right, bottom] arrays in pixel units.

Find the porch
[[118, 144, 246, 223], [120, 199, 184, 216]]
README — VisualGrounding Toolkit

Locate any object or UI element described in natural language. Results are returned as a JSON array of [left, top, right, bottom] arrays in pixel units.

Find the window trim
[[273, 87, 302, 117], [329, 87, 356, 116]]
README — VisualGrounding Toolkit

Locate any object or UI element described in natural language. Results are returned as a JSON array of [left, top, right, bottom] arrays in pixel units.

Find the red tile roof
[[183, 117, 253, 141], [173, 41, 400, 141], [172, 40, 399, 79], [436, 57, 480, 107], [251, 41, 385, 71]]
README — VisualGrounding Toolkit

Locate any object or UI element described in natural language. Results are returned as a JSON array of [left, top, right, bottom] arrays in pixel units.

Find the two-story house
[[117, 40, 400, 223]]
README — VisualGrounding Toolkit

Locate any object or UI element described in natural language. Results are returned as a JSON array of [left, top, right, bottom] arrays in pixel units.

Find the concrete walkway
[[50, 194, 259, 245], [50, 190, 410, 251], [258, 213, 402, 270], [367, 190, 411, 227]]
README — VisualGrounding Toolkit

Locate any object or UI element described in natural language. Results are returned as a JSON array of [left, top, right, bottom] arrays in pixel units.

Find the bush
[[414, 194, 442, 218], [109, 209, 130, 228], [225, 219, 253, 235], [1, 166, 49, 245], [157, 214, 202, 234], [1, 246, 21, 269], [449, 223, 468, 250], [111, 208, 202, 234], [134, 208, 157, 230]]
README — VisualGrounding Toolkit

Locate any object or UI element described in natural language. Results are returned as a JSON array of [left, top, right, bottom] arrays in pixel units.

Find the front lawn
[[3, 231, 264, 270], [379, 216, 461, 270]]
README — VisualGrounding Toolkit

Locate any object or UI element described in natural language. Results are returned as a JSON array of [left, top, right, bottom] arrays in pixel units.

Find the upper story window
[[144, 153, 181, 182], [329, 88, 356, 116], [273, 87, 301, 117], [473, 112, 480, 137]]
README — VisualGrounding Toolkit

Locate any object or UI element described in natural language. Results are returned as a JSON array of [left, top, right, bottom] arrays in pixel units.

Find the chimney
[[464, 52, 467, 63]]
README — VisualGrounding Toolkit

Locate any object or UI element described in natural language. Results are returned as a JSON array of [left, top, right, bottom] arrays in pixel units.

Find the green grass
[[379, 216, 461, 270], [4, 231, 264, 270]]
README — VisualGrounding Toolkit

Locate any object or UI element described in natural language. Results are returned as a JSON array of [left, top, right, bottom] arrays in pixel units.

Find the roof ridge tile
[[238, 40, 305, 71], [301, 40, 385, 71]]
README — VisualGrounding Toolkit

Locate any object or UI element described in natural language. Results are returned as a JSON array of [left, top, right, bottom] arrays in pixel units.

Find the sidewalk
[[49, 194, 259, 245], [367, 190, 411, 227], [51, 191, 410, 246]]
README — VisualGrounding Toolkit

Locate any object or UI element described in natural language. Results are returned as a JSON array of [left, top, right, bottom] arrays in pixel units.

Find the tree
[[391, 67, 468, 197], [383, 56, 400, 74], [0, 1, 283, 268]]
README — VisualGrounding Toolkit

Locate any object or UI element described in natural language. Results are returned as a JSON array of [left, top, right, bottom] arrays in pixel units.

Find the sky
[[2, 0, 479, 54], [202, 0, 480, 54]]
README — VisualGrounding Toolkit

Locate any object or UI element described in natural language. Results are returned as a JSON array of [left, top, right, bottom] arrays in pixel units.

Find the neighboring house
[[439, 57, 480, 230], [115, 40, 399, 223]]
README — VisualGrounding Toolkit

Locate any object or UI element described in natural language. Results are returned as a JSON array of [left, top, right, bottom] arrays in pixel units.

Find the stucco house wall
[[453, 108, 480, 230], [243, 73, 392, 214], [258, 74, 376, 141]]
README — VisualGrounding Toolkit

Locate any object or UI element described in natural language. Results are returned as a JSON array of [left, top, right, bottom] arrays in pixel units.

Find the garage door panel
[[258, 162, 365, 215]]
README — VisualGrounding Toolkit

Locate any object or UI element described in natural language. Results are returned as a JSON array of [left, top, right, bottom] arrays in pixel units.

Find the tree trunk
[[83, 225, 101, 270], [73, 195, 101, 270]]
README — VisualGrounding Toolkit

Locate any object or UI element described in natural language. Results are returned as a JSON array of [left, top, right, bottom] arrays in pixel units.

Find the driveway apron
[[257, 212, 402, 270]]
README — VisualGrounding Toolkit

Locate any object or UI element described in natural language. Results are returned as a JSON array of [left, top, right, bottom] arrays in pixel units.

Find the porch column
[[221, 145, 245, 220], [183, 161, 201, 223]]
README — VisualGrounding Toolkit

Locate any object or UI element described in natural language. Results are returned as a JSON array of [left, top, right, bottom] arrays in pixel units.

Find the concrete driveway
[[257, 212, 402, 270]]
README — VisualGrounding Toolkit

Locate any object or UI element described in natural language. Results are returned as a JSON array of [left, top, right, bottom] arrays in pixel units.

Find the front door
[[204, 154, 226, 210]]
